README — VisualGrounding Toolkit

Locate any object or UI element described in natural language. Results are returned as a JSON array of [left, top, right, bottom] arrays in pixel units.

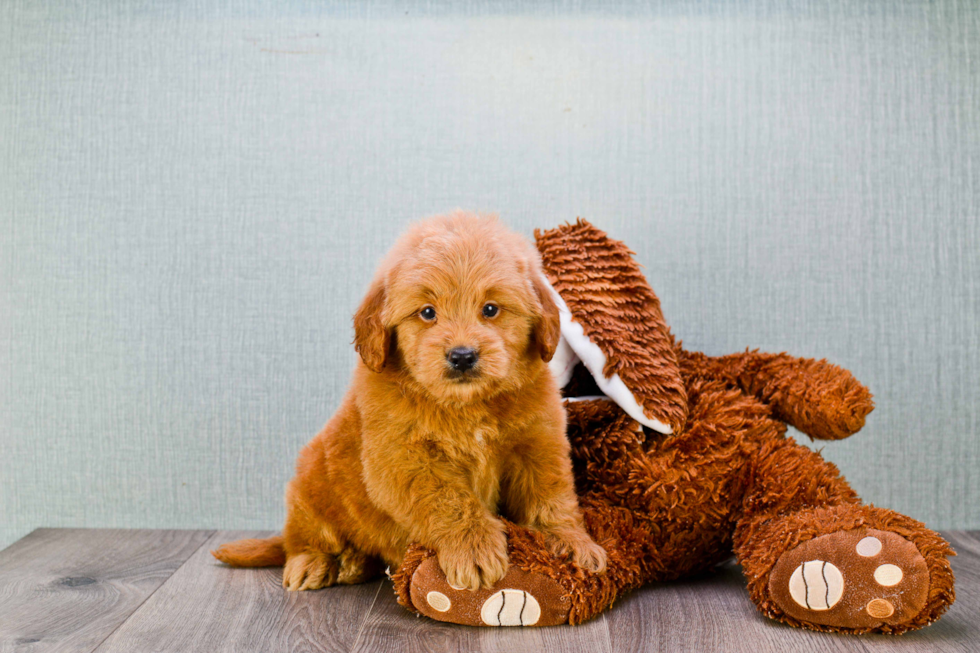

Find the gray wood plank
[[608, 531, 980, 653], [0, 528, 213, 653], [349, 577, 613, 653], [607, 561, 864, 653], [94, 531, 383, 653], [3, 529, 976, 652]]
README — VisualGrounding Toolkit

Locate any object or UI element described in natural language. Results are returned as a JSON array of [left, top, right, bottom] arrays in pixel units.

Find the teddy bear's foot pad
[[768, 528, 929, 630], [409, 557, 570, 627]]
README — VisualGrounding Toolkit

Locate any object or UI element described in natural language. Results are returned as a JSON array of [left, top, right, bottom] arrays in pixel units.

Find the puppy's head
[[353, 212, 559, 402]]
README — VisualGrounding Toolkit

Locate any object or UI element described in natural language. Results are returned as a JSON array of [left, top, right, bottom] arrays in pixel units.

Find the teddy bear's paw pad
[[786, 560, 844, 610], [769, 529, 930, 630], [480, 589, 542, 626], [409, 557, 568, 627]]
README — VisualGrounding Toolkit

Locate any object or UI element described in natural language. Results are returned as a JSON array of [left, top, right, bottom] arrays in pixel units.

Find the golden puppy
[[213, 212, 606, 592]]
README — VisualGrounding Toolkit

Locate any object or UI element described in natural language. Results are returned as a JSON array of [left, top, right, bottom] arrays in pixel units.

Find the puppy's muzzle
[[447, 347, 479, 373]]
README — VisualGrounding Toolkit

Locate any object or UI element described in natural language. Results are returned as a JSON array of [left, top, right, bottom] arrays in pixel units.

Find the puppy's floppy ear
[[530, 272, 561, 363], [353, 277, 391, 373]]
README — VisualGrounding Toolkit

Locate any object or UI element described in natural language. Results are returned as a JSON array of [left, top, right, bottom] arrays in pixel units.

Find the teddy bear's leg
[[393, 539, 572, 627], [683, 350, 875, 440], [733, 438, 955, 633], [391, 513, 634, 627]]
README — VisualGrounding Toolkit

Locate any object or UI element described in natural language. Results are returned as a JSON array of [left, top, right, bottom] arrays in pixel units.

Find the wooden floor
[[0, 530, 976, 652]]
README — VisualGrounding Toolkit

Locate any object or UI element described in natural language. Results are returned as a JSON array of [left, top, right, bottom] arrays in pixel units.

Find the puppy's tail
[[211, 535, 286, 567]]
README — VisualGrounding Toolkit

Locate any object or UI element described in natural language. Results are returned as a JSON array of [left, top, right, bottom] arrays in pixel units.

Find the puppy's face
[[388, 259, 536, 403], [353, 214, 559, 403]]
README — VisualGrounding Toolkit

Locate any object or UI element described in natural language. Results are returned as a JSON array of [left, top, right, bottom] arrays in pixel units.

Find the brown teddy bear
[[392, 219, 956, 634]]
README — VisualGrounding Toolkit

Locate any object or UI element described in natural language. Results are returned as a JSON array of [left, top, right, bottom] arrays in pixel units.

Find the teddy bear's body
[[395, 220, 955, 634]]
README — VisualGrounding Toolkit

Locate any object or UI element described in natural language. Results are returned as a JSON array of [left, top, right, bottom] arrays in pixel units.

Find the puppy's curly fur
[[213, 212, 606, 591]]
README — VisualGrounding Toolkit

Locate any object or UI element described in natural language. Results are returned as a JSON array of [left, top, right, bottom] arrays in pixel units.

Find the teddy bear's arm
[[685, 350, 874, 440]]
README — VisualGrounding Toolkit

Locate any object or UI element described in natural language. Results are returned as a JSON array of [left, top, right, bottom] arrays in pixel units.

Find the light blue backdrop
[[2, 1, 978, 550]]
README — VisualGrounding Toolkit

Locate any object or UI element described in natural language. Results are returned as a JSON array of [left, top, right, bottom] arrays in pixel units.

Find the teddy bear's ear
[[534, 219, 688, 434]]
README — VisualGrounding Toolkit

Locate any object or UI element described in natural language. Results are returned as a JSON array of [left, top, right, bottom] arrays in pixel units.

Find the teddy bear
[[391, 219, 956, 634]]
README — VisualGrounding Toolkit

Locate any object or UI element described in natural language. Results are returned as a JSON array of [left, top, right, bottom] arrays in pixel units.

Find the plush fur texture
[[536, 220, 688, 434], [393, 220, 955, 634], [212, 212, 606, 592]]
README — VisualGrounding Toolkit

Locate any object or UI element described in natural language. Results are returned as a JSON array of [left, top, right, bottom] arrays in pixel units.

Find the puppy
[[213, 212, 606, 592]]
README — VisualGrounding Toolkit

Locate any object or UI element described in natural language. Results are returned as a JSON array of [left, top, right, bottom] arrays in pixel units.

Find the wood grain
[[94, 531, 383, 653], [0, 528, 212, 653], [2, 529, 977, 652], [608, 562, 861, 653]]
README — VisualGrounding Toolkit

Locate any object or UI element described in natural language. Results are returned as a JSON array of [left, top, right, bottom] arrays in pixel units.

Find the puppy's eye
[[419, 306, 436, 321], [482, 303, 499, 319]]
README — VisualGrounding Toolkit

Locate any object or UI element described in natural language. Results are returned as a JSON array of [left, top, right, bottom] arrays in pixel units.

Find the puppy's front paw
[[547, 528, 607, 574], [438, 521, 509, 591], [572, 538, 607, 573], [282, 551, 338, 591]]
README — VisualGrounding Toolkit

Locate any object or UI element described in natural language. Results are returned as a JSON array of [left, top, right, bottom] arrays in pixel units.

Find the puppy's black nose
[[447, 347, 478, 372]]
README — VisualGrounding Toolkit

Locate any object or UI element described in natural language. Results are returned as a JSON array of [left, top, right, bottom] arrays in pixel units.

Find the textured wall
[[2, 1, 978, 550]]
